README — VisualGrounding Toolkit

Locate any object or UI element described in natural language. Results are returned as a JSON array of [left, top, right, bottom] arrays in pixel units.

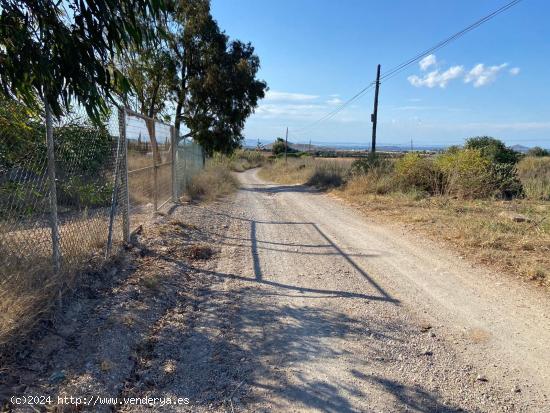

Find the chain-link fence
[[0, 105, 204, 344], [125, 109, 205, 231]]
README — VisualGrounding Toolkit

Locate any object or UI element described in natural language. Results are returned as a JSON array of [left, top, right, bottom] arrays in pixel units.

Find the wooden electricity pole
[[285, 126, 288, 163], [370, 64, 381, 158]]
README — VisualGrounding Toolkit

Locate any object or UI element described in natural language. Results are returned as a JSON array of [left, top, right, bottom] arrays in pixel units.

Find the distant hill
[[244, 139, 541, 153], [511, 144, 530, 153]]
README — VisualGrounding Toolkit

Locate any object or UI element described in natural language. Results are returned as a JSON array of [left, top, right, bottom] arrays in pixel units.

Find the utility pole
[[370, 64, 381, 159], [285, 126, 288, 164], [411, 138, 414, 152], [309, 139, 312, 154]]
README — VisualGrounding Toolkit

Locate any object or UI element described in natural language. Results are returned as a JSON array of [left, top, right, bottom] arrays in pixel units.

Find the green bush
[[271, 138, 287, 155], [490, 162, 523, 199], [465, 136, 519, 164], [394, 153, 442, 195], [435, 149, 494, 198], [516, 156, 550, 200]]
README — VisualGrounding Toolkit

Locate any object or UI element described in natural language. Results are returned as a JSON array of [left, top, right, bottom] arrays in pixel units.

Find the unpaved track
[[212, 169, 550, 411], [5, 168, 549, 412]]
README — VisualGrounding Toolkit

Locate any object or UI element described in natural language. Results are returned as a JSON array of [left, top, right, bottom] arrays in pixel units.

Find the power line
[[380, 0, 523, 83], [290, 0, 523, 135], [292, 82, 375, 133]]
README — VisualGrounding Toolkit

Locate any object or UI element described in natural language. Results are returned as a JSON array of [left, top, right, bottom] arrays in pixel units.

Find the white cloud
[[408, 66, 464, 88], [264, 91, 319, 102], [464, 63, 508, 87], [326, 97, 343, 105], [419, 54, 437, 71], [408, 55, 517, 89]]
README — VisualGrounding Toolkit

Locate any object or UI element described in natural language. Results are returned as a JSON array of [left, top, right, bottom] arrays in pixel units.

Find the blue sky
[[210, 0, 549, 148]]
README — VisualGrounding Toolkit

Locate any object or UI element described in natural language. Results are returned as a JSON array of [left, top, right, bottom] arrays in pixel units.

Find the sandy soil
[[2, 168, 549, 412]]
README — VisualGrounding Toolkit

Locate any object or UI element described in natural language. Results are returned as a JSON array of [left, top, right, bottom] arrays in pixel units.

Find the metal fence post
[[105, 121, 124, 258], [45, 102, 61, 274], [119, 108, 130, 242], [149, 118, 158, 211], [171, 126, 177, 202]]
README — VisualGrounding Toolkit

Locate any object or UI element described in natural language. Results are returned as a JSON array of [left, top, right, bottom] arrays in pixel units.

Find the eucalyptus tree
[[169, 0, 267, 154], [0, 0, 168, 120]]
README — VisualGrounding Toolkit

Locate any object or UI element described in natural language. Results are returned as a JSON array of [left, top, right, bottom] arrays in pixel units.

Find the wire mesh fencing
[[174, 137, 205, 199], [124, 110, 204, 231], [0, 105, 126, 343], [0, 105, 204, 344]]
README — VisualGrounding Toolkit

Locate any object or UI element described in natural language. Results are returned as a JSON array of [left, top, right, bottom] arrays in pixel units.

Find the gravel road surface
[[212, 168, 550, 412]]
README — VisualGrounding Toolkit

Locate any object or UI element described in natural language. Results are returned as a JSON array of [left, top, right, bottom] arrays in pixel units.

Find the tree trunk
[[146, 78, 162, 164]]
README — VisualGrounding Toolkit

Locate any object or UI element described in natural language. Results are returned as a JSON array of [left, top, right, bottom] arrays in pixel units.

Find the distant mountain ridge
[[244, 139, 546, 152]]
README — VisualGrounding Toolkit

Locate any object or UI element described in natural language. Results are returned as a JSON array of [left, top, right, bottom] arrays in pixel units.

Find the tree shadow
[[351, 370, 469, 413], [240, 182, 320, 194]]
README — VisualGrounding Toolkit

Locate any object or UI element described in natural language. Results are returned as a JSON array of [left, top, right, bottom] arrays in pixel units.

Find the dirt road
[[5, 168, 550, 412], [210, 168, 550, 411]]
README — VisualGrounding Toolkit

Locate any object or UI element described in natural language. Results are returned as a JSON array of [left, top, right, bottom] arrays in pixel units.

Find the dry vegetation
[[187, 162, 239, 201], [127, 150, 172, 206], [0, 216, 118, 347], [259, 154, 550, 288], [258, 156, 317, 184]]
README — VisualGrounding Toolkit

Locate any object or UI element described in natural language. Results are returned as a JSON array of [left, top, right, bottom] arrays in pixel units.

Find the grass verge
[[337, 187, 550, 287], [187, 163, 239, 202]]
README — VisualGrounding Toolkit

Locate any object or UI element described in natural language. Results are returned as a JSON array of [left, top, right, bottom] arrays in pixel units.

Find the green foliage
[[272, 138, 287, 155], [516, 156, 550, 200], [0, 95, 45, 172], [435, 149, 494, 198], [394, 153, 442, 195], [1, 97, 115, 215], [527, 146, 550, 157], [0, 0, 167, 120], [465, 136, 519, 164], [170, 0, 267, 155], [54, 123, 115, 208], [490, 162, 523, 199]]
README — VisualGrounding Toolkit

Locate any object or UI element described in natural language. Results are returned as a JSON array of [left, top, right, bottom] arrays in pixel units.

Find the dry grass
[[258, 157, 325, 184], [187, 163, 239, 201], [517, 156, 550, 200], [127, 150, 173, 207], [227, 150, 266, 172], [337, 184, 550, 287], [0, 217, 112, 347]]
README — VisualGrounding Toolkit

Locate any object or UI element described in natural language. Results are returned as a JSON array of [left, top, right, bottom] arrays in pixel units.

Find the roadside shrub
[[227, 149, 265, 172], [349, 157, 392, 176], [188, 164, 238, 201], [516, 156, 550, 200], [306, 162, 346, 189], [435, 149, 493, 198], [490, 162, 523, 199], [465, 136, 519, 164], [271, 138, 287, 155], [345, 168, 396, 195], [394, 153, 442, 195], [526, 146, 550, 157]]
